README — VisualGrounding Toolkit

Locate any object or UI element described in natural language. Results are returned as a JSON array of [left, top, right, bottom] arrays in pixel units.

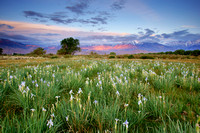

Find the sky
[[0, 0, 200, 46]]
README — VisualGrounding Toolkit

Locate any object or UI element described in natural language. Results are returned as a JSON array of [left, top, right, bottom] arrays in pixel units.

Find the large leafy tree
[[57, 37, 81, 55]]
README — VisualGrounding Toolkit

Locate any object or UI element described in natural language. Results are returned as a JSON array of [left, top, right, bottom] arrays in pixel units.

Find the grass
[[0, 57, 200, 132]]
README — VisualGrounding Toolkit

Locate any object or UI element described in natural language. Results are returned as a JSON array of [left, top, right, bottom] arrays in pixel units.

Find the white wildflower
[[143, 97, 147, 101], [21, 81, 25, 87], [47, 119, 53, 128], [115, 118, 119, 123], [31, 93, 35, 98], [42, 107, 46, 112], [115, 118, 119, 129], [70, 95, 74, 101], [26, 86, 30, 91], [138, 100, 142, 105], [116, 90, 120, 97], [51, 113, 55, 118], [78, 88, 83, 94], [145, 77, 148, 82], [123, 120, 129, 128], [66, 116, 69, 121], [47, 83, 50, 87], [69, 90, 73, 95], [35, 83, 38, 87], [22, 90, 27, 94], [18, 85, 22, 92], [99, 81, 102, 84], [94, 100, 98, 105], [124, 103, 129, 107], [55, 96, 60, 99], [30, 108, 35, 112]]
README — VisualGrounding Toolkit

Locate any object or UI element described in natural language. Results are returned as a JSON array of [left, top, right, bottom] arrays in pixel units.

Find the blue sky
[[0, 0, 200, 46]]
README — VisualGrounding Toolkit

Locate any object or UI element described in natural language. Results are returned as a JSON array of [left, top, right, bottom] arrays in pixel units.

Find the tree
[[0, 48, 3, 55], [29, 47, 46, 55], [165, 51, 173, 54], [110, 52, 116, 55], [90, 51, 98, 55], [174, 49, 185, 55], [184, 50, 192, 55], [191, 50, 200, 56], [57, 37, 81, 55], [128, 54, 134, 59]]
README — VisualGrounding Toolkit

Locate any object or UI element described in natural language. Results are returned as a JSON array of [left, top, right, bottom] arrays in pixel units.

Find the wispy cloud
[[24, 11, 45, 18], [111, 0, 127, 10], [0, 24, 14, 29], [181, 25, 200, 29], [0, 20, 128, 45], [22, 0, 122, 30], [161, 30, 189, 39], [81, 29, 200, 45], [161, 30, 200, 42], [30, 33, 60, 36], [66, 0, 91, 15], [23, 10, 111, 26]]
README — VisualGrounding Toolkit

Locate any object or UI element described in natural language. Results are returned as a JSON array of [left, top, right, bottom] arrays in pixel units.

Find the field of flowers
[[0, 59, 200, 132]]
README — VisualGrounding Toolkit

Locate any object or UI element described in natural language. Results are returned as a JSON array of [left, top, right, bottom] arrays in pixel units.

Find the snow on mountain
[[167, 40, 200, 47]]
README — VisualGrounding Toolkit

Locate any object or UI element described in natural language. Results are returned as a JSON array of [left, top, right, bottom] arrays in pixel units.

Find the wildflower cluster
[[0, 59, 199, 133]]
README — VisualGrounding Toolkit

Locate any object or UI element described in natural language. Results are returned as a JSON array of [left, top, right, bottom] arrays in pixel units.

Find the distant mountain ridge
[[0, 38, 61, 54], [0, 39, 40, 54], [79, 41, 200, 55], [0, 38, 199, 55]]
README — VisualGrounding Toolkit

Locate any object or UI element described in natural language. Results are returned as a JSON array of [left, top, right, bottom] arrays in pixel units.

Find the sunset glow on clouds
[[0, 0, 200, 46], [0, 20, 130, 46]]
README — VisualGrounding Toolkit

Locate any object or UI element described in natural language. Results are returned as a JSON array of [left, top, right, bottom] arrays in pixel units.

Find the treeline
[[157, 49, 200, 56]]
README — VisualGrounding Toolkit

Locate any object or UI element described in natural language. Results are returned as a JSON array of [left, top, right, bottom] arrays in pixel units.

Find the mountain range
[[0, 38, 200, 55]]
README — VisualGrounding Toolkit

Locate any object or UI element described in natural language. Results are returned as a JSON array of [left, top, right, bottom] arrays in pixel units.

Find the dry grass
[[1, 55, 200, 68]]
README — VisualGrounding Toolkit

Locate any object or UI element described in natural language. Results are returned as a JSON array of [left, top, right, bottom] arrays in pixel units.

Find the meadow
[[0, 57, 200, 132]]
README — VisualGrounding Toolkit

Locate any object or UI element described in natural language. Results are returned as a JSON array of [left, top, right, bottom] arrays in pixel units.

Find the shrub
[[128, 55, 134, 59], [110, 52, 116, 55], [64, 54, 73, 58], [0, 48, 3, 55], [109, 56, 115, 59], [51, 56, 58, 59], [28, 47, 46, 56], [42, 53, 55, 58], [90, 51, 98, 55], [116, 55, 123, 58], [13, 53, 25, 56], [140, 55, 155, 59]]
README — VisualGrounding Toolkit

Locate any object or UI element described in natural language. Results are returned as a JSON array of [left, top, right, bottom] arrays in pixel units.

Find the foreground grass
[[0, 58, 200, 132]]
